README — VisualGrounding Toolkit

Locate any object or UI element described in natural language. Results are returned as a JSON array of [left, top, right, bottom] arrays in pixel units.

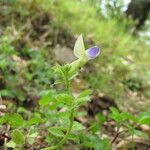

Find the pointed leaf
[[48, 127, 64, 137], [39, 91, 53, 106], [26, 116, 42, 126], [78, 89, 92, 98], [72, 121, 85, 131]]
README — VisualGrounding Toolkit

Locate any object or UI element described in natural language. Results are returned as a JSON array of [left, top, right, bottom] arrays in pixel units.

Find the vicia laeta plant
[[39, 35, 101, 150]]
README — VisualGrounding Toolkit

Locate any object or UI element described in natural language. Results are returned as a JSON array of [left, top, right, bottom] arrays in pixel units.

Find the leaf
[[8, 114, 25, 127], [109, 113, 123, 122], [96, 113, 106, 124], [110, 107, 120, 115], [72, 121, 85, 131], [79, 134, 110, 150], [26, 116, 42, 126], [11, 130, 25, 145], [53, 80, 63, 85], [48, 127, 64, 137], [139, 112, 150, 124], [58, 110, 70, 119], [39, 91, 53, 106], [5, 140, 16, 148], [27, 132, 38, 145], [76, 91, 91, 107], [139, 118, 150, 124], [0, 89, 15, 97], [0, 114, 9, 124], [76, 97, 90, 107], [139, 112, 150, 117], [55, 93, 73, 106], [90, 122, 100, 133], [109, 107, 124, 122], [133, 129, 148, 139], [68, 134, 79, 143], [121, 112, 138, 123], [73, 35, 85, 58], [78, 89, 92, 98]]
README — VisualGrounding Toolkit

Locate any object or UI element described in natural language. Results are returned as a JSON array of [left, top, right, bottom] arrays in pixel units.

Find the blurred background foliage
[[0, 0, 150, 112]]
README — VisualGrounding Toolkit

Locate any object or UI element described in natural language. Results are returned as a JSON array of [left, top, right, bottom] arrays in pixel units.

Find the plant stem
[[42, 76, 74, 150], [111, 124, 120, 144], [131, 132, 135, 150], [42, 108, 74, 150], [56, 108, 74, 149]]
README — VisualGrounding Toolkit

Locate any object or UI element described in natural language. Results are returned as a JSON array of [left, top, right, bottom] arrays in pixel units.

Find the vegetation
[[0, 0, 150, 149]]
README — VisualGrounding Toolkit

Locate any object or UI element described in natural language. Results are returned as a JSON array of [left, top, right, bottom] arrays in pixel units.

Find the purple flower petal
[[86, 46, 100, 59]]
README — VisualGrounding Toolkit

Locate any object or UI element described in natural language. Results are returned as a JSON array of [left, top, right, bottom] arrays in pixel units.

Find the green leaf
[[55, 93, 73, 106], [68, 134, 79, 143], [8, 114, 25, 127], [11, 130, 25, 145], [109, 107, 124, 122], [0, 114, 9, 124], [96, 113, 106, 124], [109, 113, 123, 122], [53, 80, 63, 85], [139, 112, 150, 117], [121, 112, 138, 122], [75, 98, 88, 106], [89, 122, 100, 133], [110, 107, 120, 115], [79, 134, 110, 150], [39, 91, 53, 106], [133, 129, 148, 139], [58, 110, 70, 119], [27, 132, 38, 145], [73, 35, 85, 58], [5, 140, 16, 148], [0, 89, 15, 97], [48, 127, 64, 137], [139, 112, 150, 124], [78, 89, 92, 98], [26, 117, 42, 126], [72, 121, 85, 131], [139, 118, 150, 124], [76, 92, 90, 107]]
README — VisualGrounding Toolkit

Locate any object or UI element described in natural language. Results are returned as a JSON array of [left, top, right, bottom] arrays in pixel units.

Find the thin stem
[[111, 124, 121, 144], [131, 131, 135, 150], [42, 75, 74, 150], [42, 108, 74, 150], [56, 108, 74, 149]]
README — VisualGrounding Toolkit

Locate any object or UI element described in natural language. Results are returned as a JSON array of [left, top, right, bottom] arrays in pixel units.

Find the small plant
[[39, 35, 100, 150], [110, 107, 150, 147]]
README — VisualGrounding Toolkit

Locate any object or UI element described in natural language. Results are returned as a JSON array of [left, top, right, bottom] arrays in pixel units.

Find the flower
[[70, 35, 101, 75], [86, 46, 100, 59]]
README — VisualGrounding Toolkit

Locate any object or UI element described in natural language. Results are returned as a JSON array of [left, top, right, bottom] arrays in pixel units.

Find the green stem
[[56, 108, 74, 149], [42, 78, 74, 150], [131, 131, 135, 150], [41, 108, 74, 150]]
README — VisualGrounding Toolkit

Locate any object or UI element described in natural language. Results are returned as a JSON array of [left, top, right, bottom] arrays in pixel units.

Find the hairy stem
[[42, 108, 74, 150], [42, 75, 74, 150]]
